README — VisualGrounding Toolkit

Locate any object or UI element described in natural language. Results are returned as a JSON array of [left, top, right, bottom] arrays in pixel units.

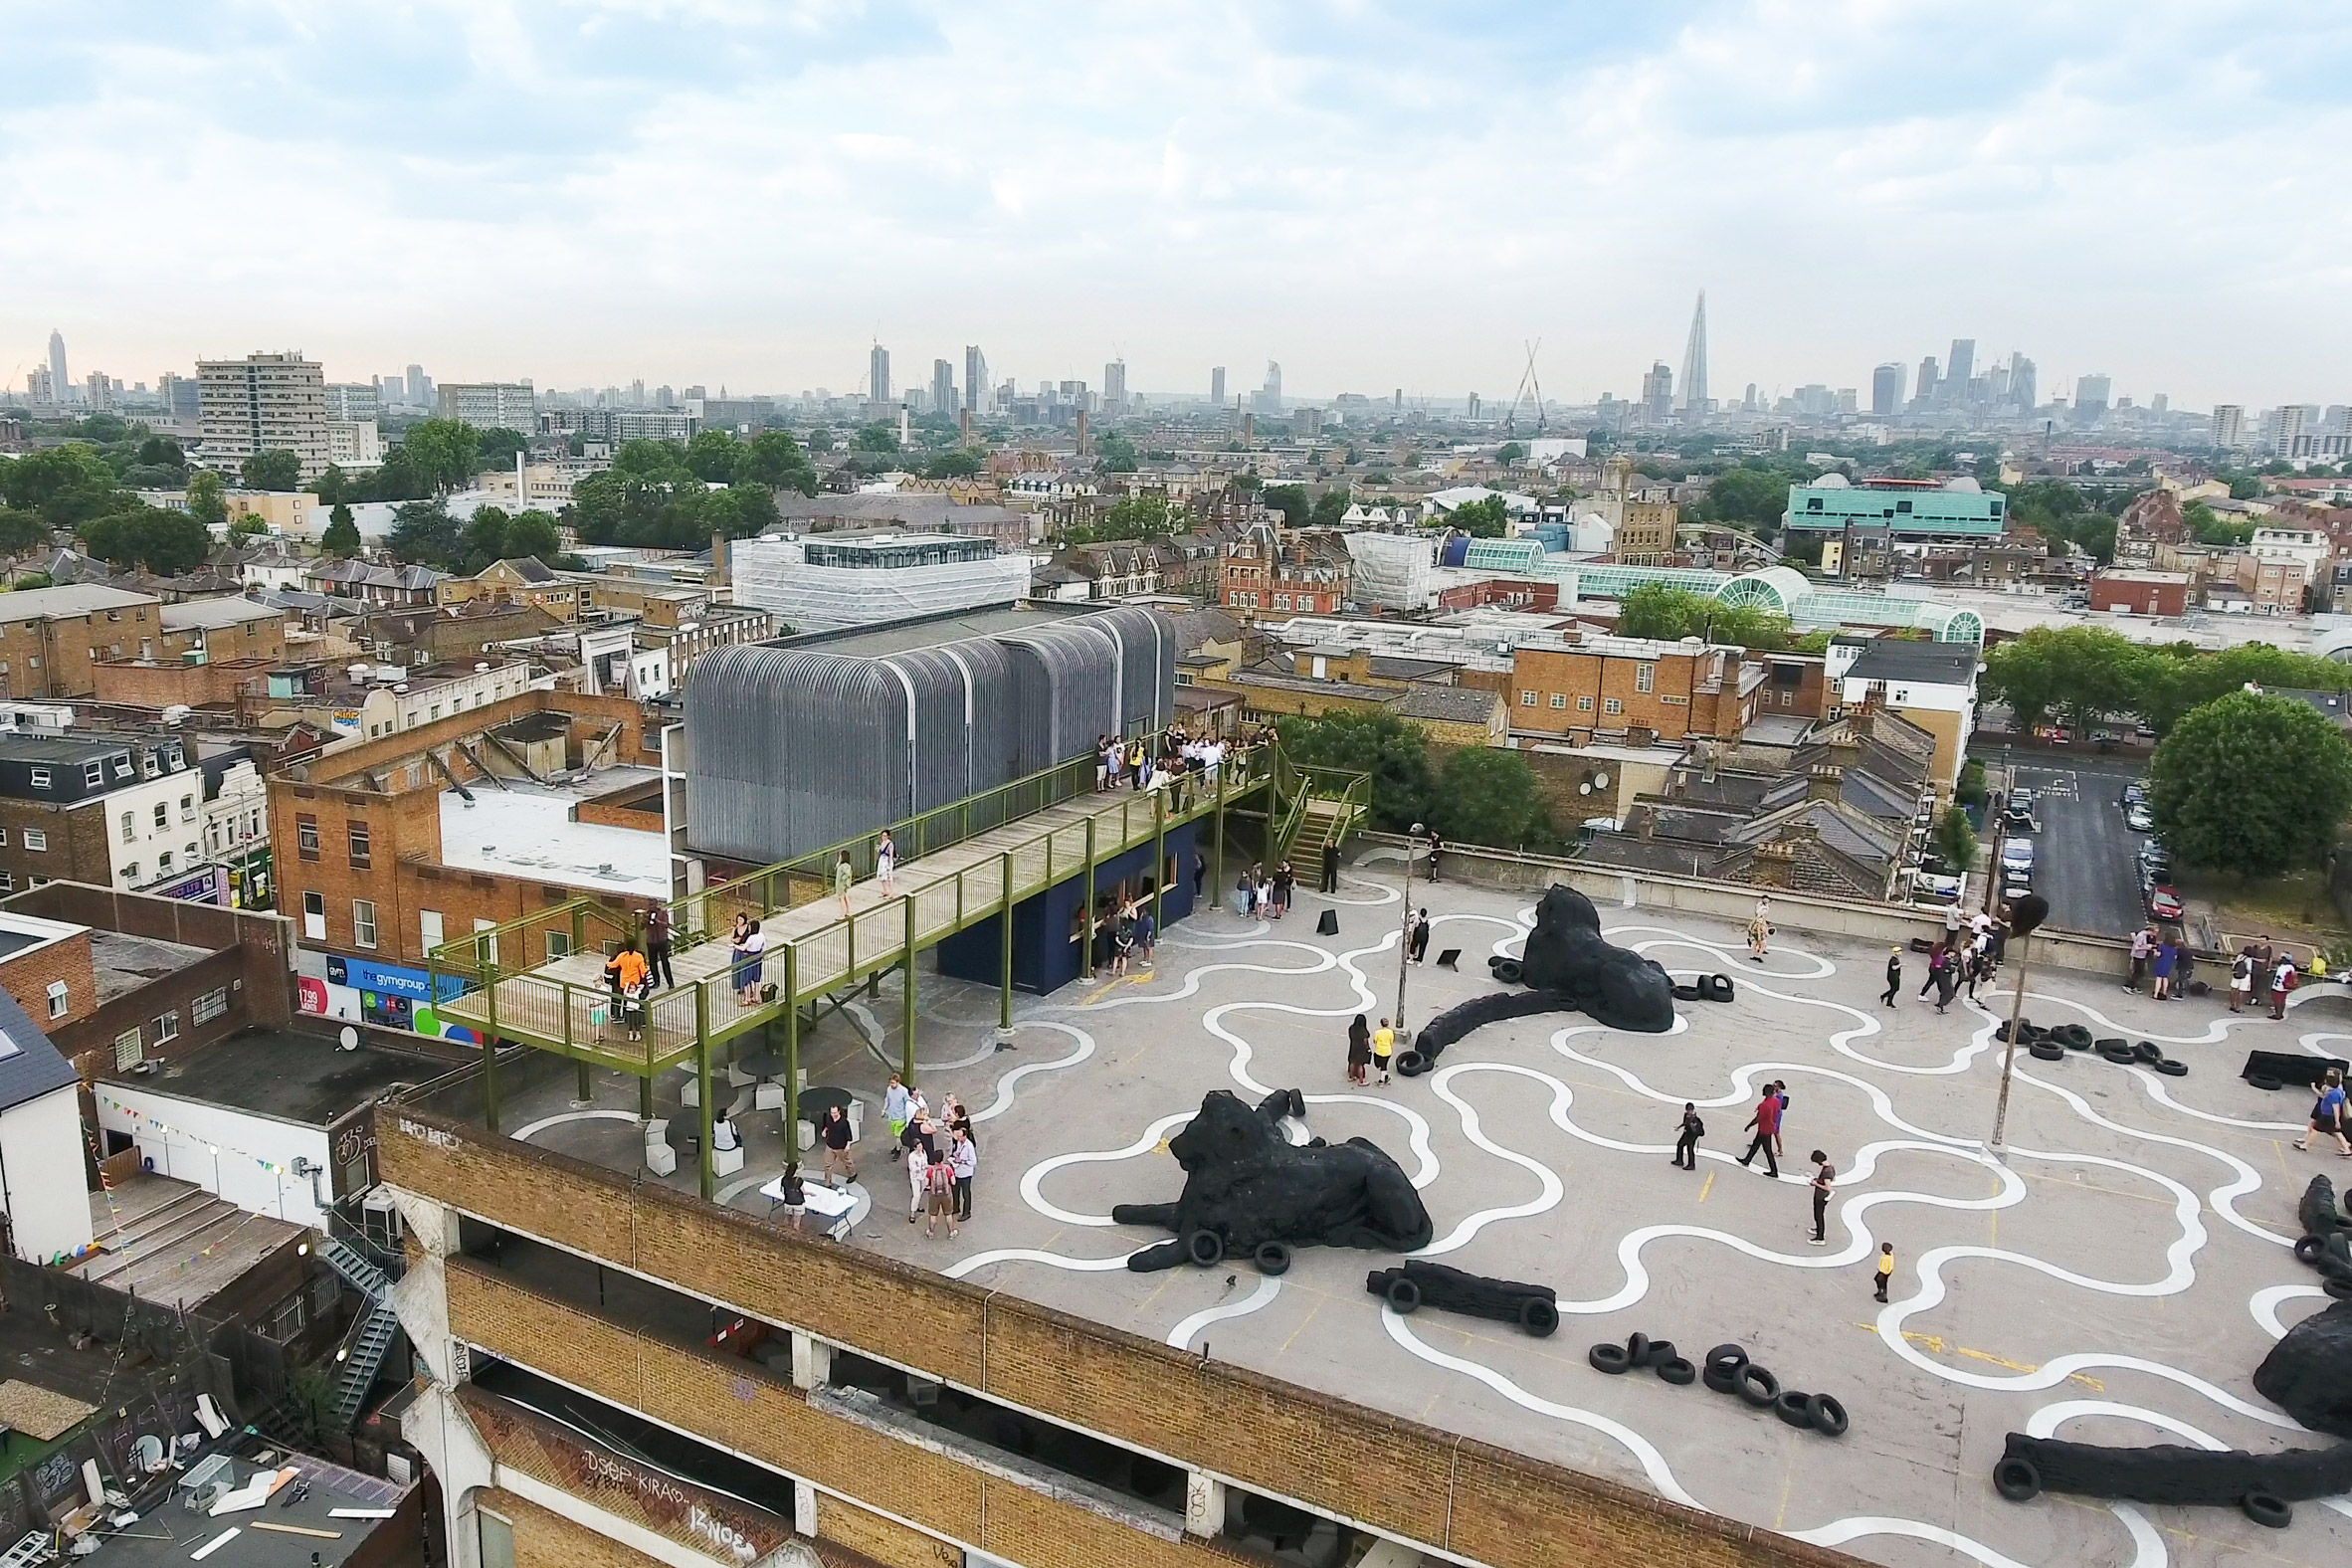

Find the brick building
[[0, 583, 164, 699], [2088, 569, 2191, 618], [157, 594, 289, 663], [1506, 632, 1763, 746], [0, 730, 206, 893], [1613, 499, 1679, 564], [1219, 522, 1349, 620]]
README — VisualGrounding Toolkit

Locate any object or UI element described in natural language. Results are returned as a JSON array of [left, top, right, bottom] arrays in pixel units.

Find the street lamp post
[[1987, 892, 2050, 1160], [1396, 821, 1425, 1042]]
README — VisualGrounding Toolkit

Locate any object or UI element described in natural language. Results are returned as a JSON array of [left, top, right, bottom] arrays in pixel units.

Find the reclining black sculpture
[[1110, 1087, 1434, 1272], [1365, 1260, 1560, 1335], [2254, 1298, 2352, 1440], [1400, 886, 1675, 1074]]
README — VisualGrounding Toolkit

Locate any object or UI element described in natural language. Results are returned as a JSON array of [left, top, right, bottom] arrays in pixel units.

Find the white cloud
[[3, 0, 2347, 408]]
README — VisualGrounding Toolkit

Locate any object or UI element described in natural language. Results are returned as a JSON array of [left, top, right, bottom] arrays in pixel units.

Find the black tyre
[[1284, 1087, 1306, 1118], [2028, 1042, 2065, 1062], [2061, 1031, 2091, 1052], [1671, 983, 1701, 1001], [1588, 1342, 1631, 1374], [1993, 1457, 2042, 1502], [1809, 1394, 1850, 1438], [1736, 1363, 1780, 1408], [2099, 1045, 2136, 1065], [1385, 1276, 1422, 1312], [2251, 1074, 2284, 1091], [1774, 1389, 1813, 1427], [1395, 1051, 1429, 1078], [2093, 1037, 2126, 1053], [1493, 959, 1524, 984], [2054, 1024, 2093, 1049], [2155, 1059, 2189, 1078], [1625, 1332, 1651, 1367], [2325, 1275, 2352, 1302], [1703, 974, 1735, 1002], [1185, 1229, 1225, 1268], [2295, 1234, 2326, 1266], [2133, 1041, 2163, 1065], [1254, 1241, 1291, 1276], [1518, 1295, 1560, 1337], [1641, 1338, 1675, 1368], [2243, 1491, 2292, 1529], [1656, 1357, 1696, 1385]]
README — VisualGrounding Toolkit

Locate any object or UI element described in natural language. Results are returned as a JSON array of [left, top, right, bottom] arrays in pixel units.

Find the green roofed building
[[1783, 475, 2006, 538]]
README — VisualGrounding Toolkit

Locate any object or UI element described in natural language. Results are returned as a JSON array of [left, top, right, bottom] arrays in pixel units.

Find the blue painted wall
[[938, 822, 1199, 995]]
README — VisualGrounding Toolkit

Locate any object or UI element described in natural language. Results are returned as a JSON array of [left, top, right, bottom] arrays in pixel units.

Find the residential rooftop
[[101, 1025, 453, 1126], [436, 765, 669, 897]]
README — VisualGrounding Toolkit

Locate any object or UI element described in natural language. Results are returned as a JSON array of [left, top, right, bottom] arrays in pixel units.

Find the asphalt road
[[1995, 751, 2151, 939]]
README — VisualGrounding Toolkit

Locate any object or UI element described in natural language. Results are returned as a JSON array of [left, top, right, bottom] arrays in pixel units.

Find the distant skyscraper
[[930, 359, 955, 418], [1466, 392, 1481, 422], [1674, 291, 1708, 415], [870, 344, 891, 404], [1640, 361, 1672, 424], [159, 372, 199, 419], [25, 367, 54, 405], [1914, 356, 1940, 408], [1103, 359, 1126, 412], [47, 330, 70, 406], [1742, 383, 1758, 413], [1211, 367, 1226, 406], [2074, 373, 2112, 423], [2213, 405, 2246, 449], [1263, 361, 1281, 413], [1944, 339, 1975, 402], [2009, 355, 2037, 410], [405, 364, 428, 405], [199, 350, 329, 480], [1870, 363, 1904, 417], [2151, 393, 2170, 417], [964, 346, 988, 413]]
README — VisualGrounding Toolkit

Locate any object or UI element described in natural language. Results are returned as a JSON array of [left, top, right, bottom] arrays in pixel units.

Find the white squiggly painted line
[[942, 1247, 1142, 1279], [1166, 1276, 1282, 1348], [1020, 1110, 1195, 1226], [968, 1021, 1095, 1125], [1416, 1063, 1567, 1256], [2252, 1282, 2329, 1339], [1791, 1507, 2166, 1568], [1981, 987, 2259, 1046], [511, 1109, 641, 1141], [1612, 925, 1838, 982]]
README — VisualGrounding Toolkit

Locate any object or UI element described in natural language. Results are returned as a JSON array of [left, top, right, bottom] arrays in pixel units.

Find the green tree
[[387, 500, 463, 567], [1308, 486, 1351, 528], [1931, 805, 1978, 878], [240, 449, 302, 491], [475, 426, 529, 471], [228, 514, 270, 543], [136, 435, 185, 470], [308, 463, 348, 505], [852, 422, 899, 454], [1094, 433, 1138, 474], [1980, 625, 2145, 731], [1429, 747, 1555, 850], [2135, 642, 2352, 736], [1694, 466, 1790, 538], [686, 429, 744, 483], [1495, 442, 1526, 463], [1448, 494, 1510, 537], [504, 508, 562, 562], [321, 502, 360, 556], [460, 504, 513, 571], [186, 470, 228, 528], [740, 430, 818, 491], [1263, 485, 1311, 527], [924, 448, 983, 481], [1272, 710, 1434, 834], [1068, 493, 1173, 543], [1615, 583, 1714, 640], [83, 504, 210, 576], [0, 507, 48, 559], [2181, 499, 2252, 547], [2149, 690, 2352, 877], [399, 419, 486, 492], [0, 444, 122, 526]]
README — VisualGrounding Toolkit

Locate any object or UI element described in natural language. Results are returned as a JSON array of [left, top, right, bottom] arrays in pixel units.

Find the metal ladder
[[319, 1235, 400, 1428]]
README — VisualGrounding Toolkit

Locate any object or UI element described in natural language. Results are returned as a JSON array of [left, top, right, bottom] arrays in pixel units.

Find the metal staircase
[[1272, 756, 1371, 866], [319, 1236, 401, 1429]]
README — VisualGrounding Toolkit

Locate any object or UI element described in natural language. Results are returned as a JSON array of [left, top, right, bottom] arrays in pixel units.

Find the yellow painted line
[[1697, 1171, 1715, 1205], [1853, 1324, 2102, 1390]]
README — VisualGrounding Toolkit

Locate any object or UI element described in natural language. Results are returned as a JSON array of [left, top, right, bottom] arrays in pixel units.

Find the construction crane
[[1504, 340, 1546, 437]]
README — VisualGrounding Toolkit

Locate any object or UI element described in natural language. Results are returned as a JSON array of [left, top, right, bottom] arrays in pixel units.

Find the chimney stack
[[1807, 764, 1844, 803]]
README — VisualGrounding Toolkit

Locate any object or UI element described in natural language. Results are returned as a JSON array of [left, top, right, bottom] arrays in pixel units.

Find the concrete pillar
[[1183, 1471, 1225, 1539], [790, 1331, 832, 1391], [1356, 1541, 1423, 1568], [793, 1480, 817, 1538]]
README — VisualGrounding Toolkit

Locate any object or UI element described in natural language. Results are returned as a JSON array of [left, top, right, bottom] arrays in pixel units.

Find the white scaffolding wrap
[[730, 535, 1036, 632], [1343, 531, 1435, 610]]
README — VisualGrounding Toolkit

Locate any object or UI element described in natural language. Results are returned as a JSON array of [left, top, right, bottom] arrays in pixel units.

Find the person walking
[[2127, 925, 2152, 993], [949, 1127, 978, 1222], [876, 829, 896, 894], [834, 850, 855, 919], [1735, 1089, 1781, 1177], [1963, 944, 1988, 1005], [2230, 947, 2254, 1014], [1769, 1080, 1791, 1163], [1373, 1017, 1395, 1086], [1671, 1102, 1703, 1170], [1934, 950, 1960, 1014], [1808, 1150, 1835, 1245], [1128, 738, 1147, 792], [819, 1103, 856, 1186], [1320, 839, 1341, 894], [883, 1073, 912, 1160], [2293, 1067, 2352, 1154], [2151, 936, 2176, 1001], [1346, 1014, 1372, 1085], [1918, 943, 1946, 1002], [1873, 1241, 1895, 1303], [1747, 897, 1773, 962], [644, 902, 675, 989], [1408, 908, 1431, 965], [2173, 945, 2195, 1002], [2271, 954, 2299, 1020], [1880, 947, 1903, 1008]]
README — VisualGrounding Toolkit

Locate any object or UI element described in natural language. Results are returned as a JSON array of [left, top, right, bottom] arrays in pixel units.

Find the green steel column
[[1212, 762, 1227, 908], [694, 983, 714, 1202], [482, 958, 501, 1134], [998, 849, 1016, 1034], [783, 944, 801, 1165], [1151, 791, 1167, 932], [1081, 818, 1097, 980], [576, 1061, 592, 1102], [900, 896, 917, 1086], [639, 1070, 653, 1121]]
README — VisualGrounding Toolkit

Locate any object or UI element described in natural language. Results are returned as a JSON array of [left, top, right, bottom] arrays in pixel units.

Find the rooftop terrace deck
[[429, 854, 2352, 1568]]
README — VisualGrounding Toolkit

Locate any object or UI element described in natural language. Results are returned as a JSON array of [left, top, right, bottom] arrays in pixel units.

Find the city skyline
[[5, 3, 2349, 408]]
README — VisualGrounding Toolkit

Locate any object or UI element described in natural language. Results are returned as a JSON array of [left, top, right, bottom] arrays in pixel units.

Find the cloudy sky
[[6, 1, 2347, 411]]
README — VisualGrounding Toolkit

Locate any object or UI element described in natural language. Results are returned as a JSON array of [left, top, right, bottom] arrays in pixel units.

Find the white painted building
[[94, 1081, 336, 1231]]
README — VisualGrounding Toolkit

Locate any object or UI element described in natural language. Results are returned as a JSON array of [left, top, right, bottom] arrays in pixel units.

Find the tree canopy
[[0, 444, 120, 527], [1274, 710, 1559, 850], [321, 502, 361, 557], [1981, 626, 2352, 735], [1612, 581, 1793, 651], [386, 500, 463, 567], [2149, 691, 2352, 878], [565, 439, 784, 550], [456, 505, 565, 573], [240, 449, 302, 491], [1691, 465, 1791, 539], [1093, 433, 1138, 474], [83, 504, 210, 577], [1448, 494, 1510, 537], [1066, 493, 1173, 544], [398, 419, 489, 493]]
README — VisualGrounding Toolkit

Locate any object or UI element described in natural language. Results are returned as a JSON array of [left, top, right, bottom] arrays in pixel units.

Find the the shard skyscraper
[[1675, 291, 1707, 417]]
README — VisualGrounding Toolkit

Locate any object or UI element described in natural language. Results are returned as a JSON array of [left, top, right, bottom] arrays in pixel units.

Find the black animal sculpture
[[1110, 1088, 1433, 1272], [2255, 1296, 2352, 1439], [1401, 885, 1675, 1074]]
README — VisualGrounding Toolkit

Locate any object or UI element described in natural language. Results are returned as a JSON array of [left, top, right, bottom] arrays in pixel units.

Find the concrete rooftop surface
[[482, 855, 2352, 1568]]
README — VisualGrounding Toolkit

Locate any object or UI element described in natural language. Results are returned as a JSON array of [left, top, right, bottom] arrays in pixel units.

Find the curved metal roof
[[1716, 567, 1814, 616]]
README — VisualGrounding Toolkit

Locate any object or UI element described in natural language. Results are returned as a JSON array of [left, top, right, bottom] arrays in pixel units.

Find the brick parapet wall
[[390, 1107, 1866, 1568]]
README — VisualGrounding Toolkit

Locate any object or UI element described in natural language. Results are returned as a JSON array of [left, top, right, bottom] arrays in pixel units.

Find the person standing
[[1943, 902, 1962, 946], [1735, 1089, 1781, 1177], [834, 850, 855, 919], [2127, 925, 2152, 993], [1111, 905, 1135, 976], [2151, 936, 2176, 1001], [1135, 901, 1157, 967], [1934, 950, 1960, 1014], [2230, 947, 2254, 1014], [1346, 1014, 1372, 1085], [733, 921, 765, 1007], [876, 829, 896, 894], [883, 1074, 911, 1160], [819, 1103, 856, 1186], [1408, 908, 1431, 965], [2271, 954, 2298, 1020], [1880, 947, 1903, 1009], [1424, 826, 1443, 882], [1128, 737, 1147, 792], [1808, 1150, 1835, 1245], [1747, 897, 1773, 962], [1320, 839, 1340, 894], [2294, 1067, 2352, 1154], [905, 1136, 929, 1225], [1231, 867, 1253, 918], [777, 1161, 807, 1231], [1094, 734, 1110, 792], [644, 902, 675, 989], [1671, 1102, 1703, 1170], [1873, 1241, 1895, 1302], [949, 1127, 978, 1222], [1194, 849, 1208, 898], [1272, 862, 1294, 919], [924, 1139, 957, 1238], [2254, 936, 2276, 1008], [1372, 1017, 1395, 1086]]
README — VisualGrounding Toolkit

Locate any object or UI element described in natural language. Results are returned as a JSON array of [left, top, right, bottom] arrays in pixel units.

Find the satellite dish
[[1592, 771, 1611, 789], [1578, 781, 1592, 795], [338, 1026, 359, 1052]]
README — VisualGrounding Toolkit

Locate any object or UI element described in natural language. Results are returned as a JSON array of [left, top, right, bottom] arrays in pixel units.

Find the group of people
[[597, 903, 682, 1042], [2127, 925, 2319, 1020], [1094, 727, 1244, 810], [1231, 861, 1298, 920], [1876, 905, 2007, 1014], [1344, 1013, 1398, 1085], [1676, 1087, 1894, 1288], [883, 1074, 979, 1239], [1089, 896, 1159, 975]]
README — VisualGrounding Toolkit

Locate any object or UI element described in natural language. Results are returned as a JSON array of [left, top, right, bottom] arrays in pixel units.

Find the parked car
[[2002, 838, 2037, 872], [2002, 868, 2033, 900], [2011, 786, 2037, 809], [2033, 724, 2071, 745], [1910, 857, 1964, 902], [2003, 804, 2040, 834], [2148, 885, 2184, 921], [2125, 803, 2155, 833], [2121, 780, 2148, 808]]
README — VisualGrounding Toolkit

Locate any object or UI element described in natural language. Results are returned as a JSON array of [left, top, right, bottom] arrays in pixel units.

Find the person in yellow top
[[1872, 1241, 1895, 1303], [1372, 1018, 1396, 1085]]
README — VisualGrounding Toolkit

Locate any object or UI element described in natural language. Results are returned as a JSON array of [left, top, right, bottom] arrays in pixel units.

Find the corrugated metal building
[[686, 604, 1172, 865]]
